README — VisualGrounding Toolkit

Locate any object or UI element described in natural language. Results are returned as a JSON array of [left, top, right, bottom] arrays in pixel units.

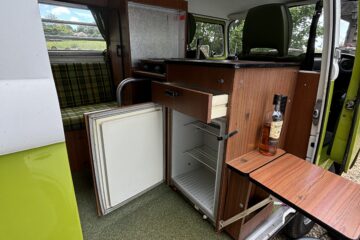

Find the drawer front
[[167, 64, 234, 93], [152, 82, 228, 123]]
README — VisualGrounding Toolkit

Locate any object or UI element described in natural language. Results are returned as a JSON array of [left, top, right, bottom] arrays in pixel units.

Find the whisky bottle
[[259, 95, 284, 156]]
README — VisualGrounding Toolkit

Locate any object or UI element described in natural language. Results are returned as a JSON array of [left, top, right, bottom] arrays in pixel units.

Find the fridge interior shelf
[[172, 167, 215, 220], [185, 121, 220, 138], [184, 145, 218, 172]]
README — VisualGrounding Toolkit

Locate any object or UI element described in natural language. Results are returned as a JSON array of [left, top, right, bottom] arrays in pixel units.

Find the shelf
[[172, 167, 216, 220], [185, 121, 220, 138], [184, 145, 218, 172]]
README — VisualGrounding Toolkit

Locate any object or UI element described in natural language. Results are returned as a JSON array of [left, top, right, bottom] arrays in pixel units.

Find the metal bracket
[[312, 99, 323, 126], [219, 196, 274, 230]]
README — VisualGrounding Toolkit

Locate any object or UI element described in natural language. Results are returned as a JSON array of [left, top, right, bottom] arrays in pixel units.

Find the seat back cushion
[[51, 62, 115, 108], [242, 3, 293, 57]]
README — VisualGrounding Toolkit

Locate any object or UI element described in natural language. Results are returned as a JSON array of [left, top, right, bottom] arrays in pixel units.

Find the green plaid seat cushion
[[52, 62, 115, 108], [61, 101, 118, 131]]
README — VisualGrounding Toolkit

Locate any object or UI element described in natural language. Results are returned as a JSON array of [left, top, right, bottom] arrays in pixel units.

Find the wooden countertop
[[227, 149, 285, 176], [250, 154, 360, 240], [165, 58, 300, 69]]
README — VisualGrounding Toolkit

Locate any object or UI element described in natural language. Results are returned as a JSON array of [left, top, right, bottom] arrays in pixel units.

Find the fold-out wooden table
[[227, 150, 360, 240]]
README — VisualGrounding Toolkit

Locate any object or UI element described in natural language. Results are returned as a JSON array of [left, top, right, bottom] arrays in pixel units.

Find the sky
[[340, 20, 350, 46], [39, 3, 95, 23]]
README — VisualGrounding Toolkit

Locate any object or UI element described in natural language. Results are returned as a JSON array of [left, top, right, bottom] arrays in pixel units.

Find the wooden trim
[[284, 71, 320, 158], [222, 170, 253, 239], [56, 0, 108, 7], [64, 129, 91, 171], [129, 0, 188, 11], [107, 0, 133, 104]]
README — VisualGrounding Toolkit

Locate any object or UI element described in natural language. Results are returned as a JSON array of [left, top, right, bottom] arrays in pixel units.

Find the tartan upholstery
[[51, 62, 117, 131], [52, 62, 115, 108], [61, 101, 118, 131]]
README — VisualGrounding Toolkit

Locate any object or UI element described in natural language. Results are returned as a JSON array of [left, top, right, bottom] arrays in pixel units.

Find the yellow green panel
[[0, 143, 83, 240], [315, 80, 335, 165], [330, 0, 360, 172]]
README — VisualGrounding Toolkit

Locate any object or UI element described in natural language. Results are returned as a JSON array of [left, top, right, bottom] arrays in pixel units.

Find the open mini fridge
[[86, 103, 226, 222]]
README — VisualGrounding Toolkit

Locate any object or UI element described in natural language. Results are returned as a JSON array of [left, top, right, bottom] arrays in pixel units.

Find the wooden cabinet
[[86, 58, 359, 239], [161, 59, 300, 239]]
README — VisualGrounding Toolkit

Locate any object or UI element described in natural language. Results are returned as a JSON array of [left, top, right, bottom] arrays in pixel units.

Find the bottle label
[[270, 121, 283, 139]]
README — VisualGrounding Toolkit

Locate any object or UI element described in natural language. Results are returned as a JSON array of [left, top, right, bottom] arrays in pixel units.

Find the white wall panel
[[0, 0, 64, 155], [128, 2, 186, 66]]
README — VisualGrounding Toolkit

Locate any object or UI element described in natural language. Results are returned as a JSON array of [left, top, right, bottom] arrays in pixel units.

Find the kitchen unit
[[86, 59, 301, 235]]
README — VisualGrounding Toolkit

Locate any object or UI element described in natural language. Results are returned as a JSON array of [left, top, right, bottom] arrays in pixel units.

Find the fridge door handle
[[218, 130, 239, 141]]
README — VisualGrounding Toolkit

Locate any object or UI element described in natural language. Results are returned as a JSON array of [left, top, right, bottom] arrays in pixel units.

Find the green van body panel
[[0, 143, 83, 240], [330, 2, 360, 172], [315, 80, 335, 166]]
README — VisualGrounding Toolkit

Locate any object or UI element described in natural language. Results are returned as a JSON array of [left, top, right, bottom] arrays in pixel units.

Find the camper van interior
[[31, 0, 360, 239]]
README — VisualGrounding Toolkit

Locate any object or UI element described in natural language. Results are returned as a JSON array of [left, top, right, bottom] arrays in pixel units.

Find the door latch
[[345, 99, 357, 111], [312, 99, 322, 126]]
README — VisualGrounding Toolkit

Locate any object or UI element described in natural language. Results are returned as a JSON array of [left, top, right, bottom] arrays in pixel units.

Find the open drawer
[[152, 81, 228, 123]]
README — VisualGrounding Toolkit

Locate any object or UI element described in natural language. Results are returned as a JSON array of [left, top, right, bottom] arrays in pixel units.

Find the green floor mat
[[73, 171, 231, 240]]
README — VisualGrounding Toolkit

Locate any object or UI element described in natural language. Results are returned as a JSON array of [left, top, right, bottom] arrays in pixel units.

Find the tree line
[[43, 14, 101, 39], [191, 4, 324, 57]]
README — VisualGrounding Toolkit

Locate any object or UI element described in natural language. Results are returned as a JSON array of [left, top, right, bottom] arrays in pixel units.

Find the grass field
[[47, 40, 106, 51]]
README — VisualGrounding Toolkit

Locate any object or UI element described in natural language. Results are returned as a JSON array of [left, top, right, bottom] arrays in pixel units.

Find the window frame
[[227, 18, 246, 57], [288, 3, 325, 55], [39, 1, 106, 53], [192, 15, 227, 58]]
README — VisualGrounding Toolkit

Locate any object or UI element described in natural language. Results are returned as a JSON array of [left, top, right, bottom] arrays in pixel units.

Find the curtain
[[89, 6, 110, 47]]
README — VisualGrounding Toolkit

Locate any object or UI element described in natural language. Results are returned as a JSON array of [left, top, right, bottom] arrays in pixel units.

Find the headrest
[[242, 4, 293, 57]]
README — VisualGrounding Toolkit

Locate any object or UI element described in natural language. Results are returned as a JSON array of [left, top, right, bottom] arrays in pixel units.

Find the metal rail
[[42, 18, 98, 27], [116, 77, 152, 107], [45, 35, 103, 41]]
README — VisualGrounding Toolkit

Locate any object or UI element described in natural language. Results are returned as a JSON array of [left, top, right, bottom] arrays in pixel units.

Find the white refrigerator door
[[86, 103, 164, 215]]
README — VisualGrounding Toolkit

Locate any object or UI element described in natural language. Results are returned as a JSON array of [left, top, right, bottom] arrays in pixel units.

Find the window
[[39, 3, 106, 51], [189, 19, 225, 57], [228, 19, 245, 56], [289, 4, 324, 55], [339, 0, 358, 54]]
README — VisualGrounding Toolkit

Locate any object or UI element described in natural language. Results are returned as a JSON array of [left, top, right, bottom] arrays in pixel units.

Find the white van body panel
[[0, 0, 64, 155], [307, 0, 341, 161]]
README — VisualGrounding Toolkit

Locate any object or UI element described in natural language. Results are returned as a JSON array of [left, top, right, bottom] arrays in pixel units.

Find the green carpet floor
[[73, 171, 231, 240]]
